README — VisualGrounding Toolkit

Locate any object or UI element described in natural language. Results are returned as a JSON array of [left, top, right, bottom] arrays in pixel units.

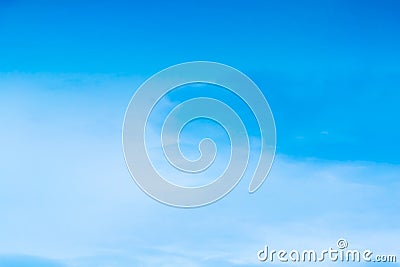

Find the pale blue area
[[0, 255, 65, 267]]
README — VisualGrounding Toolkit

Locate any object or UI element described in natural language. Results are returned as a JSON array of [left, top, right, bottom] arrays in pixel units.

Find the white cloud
[[0, 73, 399, 267]]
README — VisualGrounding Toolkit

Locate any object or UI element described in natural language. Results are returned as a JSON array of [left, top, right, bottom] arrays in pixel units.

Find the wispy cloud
[[1, 74, 399, 267]]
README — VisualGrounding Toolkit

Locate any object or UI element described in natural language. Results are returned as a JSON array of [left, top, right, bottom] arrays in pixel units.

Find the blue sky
[[0, 0, 399, 266]]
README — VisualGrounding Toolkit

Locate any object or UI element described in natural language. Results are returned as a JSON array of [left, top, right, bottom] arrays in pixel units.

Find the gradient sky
[[0, 1, 399, 266]]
